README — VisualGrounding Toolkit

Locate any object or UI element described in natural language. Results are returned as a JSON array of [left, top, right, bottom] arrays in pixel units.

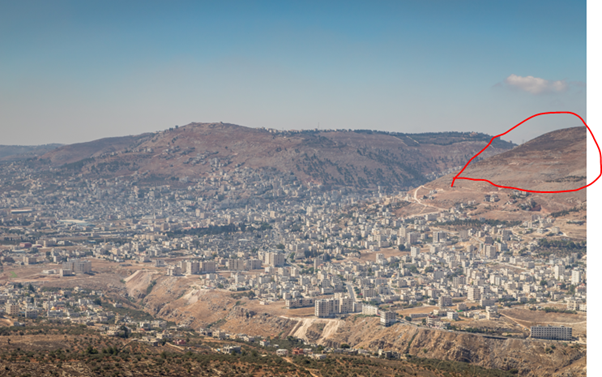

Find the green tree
[[568, 285, 576, 295]]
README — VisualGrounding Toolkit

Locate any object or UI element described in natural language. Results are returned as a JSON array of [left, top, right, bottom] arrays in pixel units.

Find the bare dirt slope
[[429, 127, 586, 203], [292, 316, 585, 377], [395, 127, 588, 230]]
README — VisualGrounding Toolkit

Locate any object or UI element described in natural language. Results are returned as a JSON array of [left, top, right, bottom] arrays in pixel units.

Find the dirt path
[[499, 313, 529, 330], [410, 185, 445, 215], [165, 342, 186, 352]]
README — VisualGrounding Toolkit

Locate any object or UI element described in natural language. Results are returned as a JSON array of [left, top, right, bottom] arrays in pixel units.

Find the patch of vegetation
[[550, 206, 583, 218], [146, 280, 157, 296], [100, 301, 155, 322], [536, 238, 586, 258], [542, 307, 577, 314], [567, 220, 585, 225], [461, 327, 498, 335], [167, 224, 241, 237], [407, 356, 517, 376], [61, 157, 95, 171], [206, 318, 226, 329], [230, 291, 256, 300]]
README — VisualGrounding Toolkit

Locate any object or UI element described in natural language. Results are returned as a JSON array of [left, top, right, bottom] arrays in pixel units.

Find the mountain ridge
[[29, 122, 516, 189]]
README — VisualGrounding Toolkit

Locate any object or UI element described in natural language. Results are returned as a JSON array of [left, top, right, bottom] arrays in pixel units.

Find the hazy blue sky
[[0, 0, 586, 145]]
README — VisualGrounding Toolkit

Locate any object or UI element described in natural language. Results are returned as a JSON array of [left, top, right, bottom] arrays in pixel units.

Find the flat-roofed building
[[380, 311, 397, 327], [184, 260, 200, 275], [286, 298, 315, 309], [530, 325, 572, 341], [62, 259, 91, 274], [438, 296, 452, 308], [5, 302, 19, 317], [467, 287, 481, 301]]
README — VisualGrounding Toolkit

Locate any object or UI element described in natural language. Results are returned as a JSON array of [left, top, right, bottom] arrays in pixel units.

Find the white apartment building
[[571, 270, 582, 285], [265, 252, 285, 267], [5, 302, 19, 317], [438, 296, 452, 307], [554, 265, 565, 280], [433, 231, 446, 243], [467, 287, 481, 301], [315, 296, 355, 318], [380, 311, 397, 327], [530, 325, 572, 341]]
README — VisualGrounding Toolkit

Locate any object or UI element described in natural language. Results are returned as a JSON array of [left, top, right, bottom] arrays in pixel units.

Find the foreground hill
[[124, 273, 585, 377], [36, 122, 515, 188]]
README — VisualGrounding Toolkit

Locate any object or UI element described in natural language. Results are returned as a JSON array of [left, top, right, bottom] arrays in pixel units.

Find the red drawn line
[[451, 111, 601, 194]]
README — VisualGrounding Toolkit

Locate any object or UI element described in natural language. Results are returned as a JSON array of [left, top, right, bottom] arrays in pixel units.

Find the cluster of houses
[[0, 158, 587, 346]]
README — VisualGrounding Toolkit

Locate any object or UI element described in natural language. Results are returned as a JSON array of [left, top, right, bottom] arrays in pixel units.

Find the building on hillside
[[362, 304, 379, 316], [62, 259, 91, 274], [276, 349, 288, 356], [184, 260, 200, 274], [5, 302, 19, 317], [380, 311, 397, 327], [315, 296, 355, 318], [530, 325, 572, 341], [286, 298, 315, 309]]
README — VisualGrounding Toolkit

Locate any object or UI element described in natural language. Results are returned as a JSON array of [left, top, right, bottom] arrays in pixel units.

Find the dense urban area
[[0, 126, 587, 377]]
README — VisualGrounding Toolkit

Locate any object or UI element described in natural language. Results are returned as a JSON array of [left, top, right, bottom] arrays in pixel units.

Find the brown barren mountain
[[37, 122, 515, 188]]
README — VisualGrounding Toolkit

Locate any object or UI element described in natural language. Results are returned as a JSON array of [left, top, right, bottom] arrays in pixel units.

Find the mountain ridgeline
[[24, 123, 515, 189], [0, 144, 63, 162]]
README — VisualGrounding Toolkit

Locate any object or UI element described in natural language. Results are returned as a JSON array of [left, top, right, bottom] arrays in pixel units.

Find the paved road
[[346, 283, 356, 302]]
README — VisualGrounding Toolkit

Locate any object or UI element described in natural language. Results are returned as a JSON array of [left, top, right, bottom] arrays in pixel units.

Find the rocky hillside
[[125, 272, 585, 377], [34, 122, 515, 189], [311, 316, 585, 377]]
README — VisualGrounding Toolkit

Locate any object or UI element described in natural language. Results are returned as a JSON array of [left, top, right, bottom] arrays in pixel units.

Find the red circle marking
[[451, 111, 601, 193]]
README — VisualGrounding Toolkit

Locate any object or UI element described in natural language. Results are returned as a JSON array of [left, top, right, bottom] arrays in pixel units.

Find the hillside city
[[0, 159, 587, 355]]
